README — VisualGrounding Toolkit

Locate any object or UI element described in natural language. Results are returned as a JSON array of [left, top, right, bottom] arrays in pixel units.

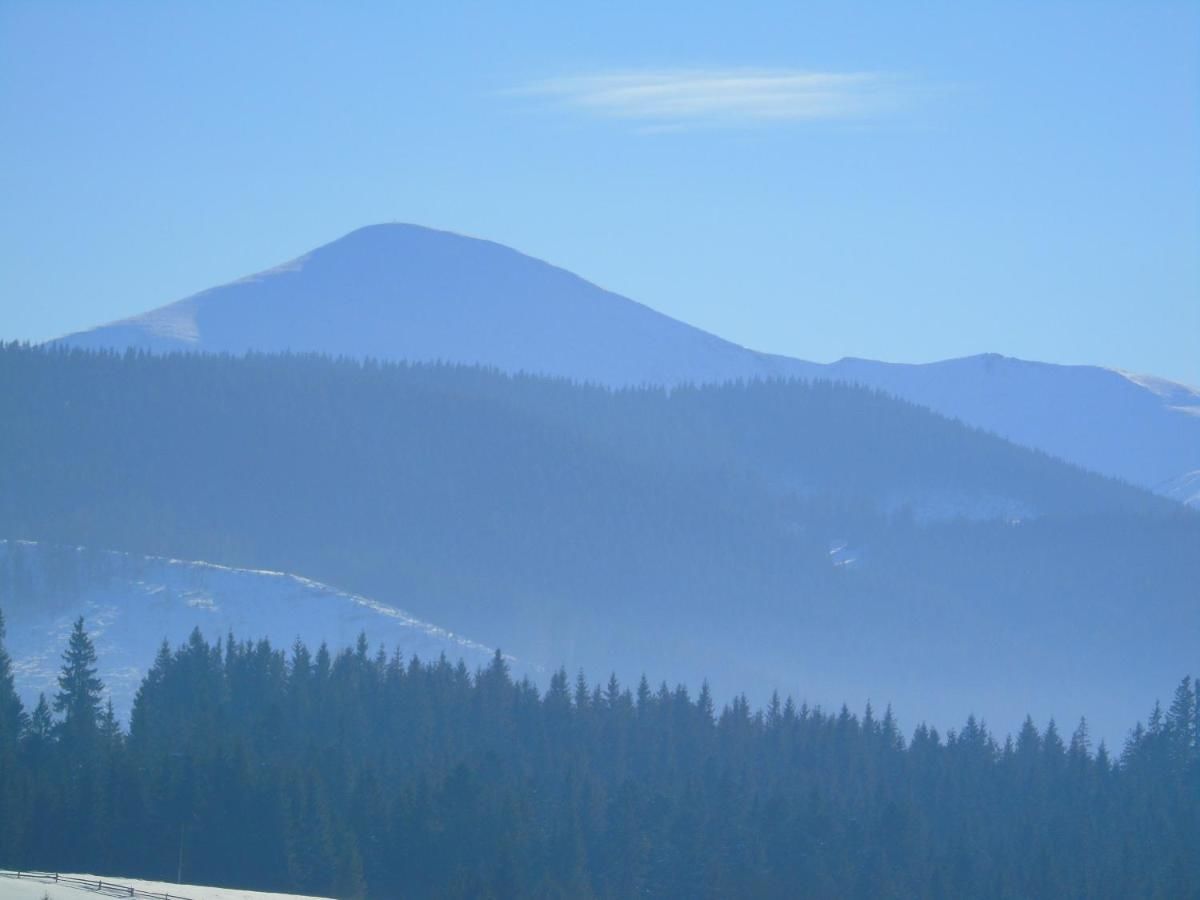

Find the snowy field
[[0, 539, 531, 721], [0, 872, 330, 900]]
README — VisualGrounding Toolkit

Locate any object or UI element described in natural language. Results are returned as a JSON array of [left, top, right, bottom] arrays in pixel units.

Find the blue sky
[[2, 1, 1197, 384]]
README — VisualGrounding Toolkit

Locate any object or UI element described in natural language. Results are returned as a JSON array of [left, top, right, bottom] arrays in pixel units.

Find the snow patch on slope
[[1159, 470, 1200, 508], [0, 540, 530, 721], [1114, 368, 1200, 410], [138, 298, 201, 343]]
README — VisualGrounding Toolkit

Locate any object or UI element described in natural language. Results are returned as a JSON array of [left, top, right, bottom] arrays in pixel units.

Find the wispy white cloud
[[514, 68, 907, 128]]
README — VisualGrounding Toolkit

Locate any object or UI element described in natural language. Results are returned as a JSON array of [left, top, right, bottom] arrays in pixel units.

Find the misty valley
[[0, 337, 1197, 898]]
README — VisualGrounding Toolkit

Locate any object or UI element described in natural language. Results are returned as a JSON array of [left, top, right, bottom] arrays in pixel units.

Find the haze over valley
[[2, 3, 1196, 895], [4, 228, 1197, 742]]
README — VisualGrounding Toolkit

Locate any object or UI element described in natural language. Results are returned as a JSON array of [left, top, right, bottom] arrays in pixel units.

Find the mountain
[[58, 223, 791, 386], [813, 355, 1200, 497], [0, 539, 521, 721], [2, 345, 1195, 741], [55, 223, 1200, 500]]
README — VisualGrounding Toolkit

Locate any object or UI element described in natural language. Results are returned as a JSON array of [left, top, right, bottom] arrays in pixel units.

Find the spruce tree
[[1068, 718, 1091, 767], [0, 607, 26, 750], [54, 616, 103, 748], [1165, 675, 1198, 765], [24, 693, 53, 752], [99, 698, 123, 752]]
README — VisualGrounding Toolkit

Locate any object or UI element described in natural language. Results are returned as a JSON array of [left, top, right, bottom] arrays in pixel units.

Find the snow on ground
[[1159, 469, 1200, 508], [0, 871, 330, 900], [0, 540, 533, 721], [1115, 368, 1200, 407]]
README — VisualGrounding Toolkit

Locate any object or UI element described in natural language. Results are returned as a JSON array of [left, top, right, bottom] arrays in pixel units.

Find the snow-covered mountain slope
[[0, 540, 526, 721], [807, 354, 1200, 496], [0, 871, 330, 900], [1160, 469, 1200, 507], [56, 223, 1200, 502]]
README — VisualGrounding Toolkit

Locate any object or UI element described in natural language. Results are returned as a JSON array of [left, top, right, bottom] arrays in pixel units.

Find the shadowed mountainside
[[2, 345, 1195, 740], [56, 223, 1200, 499]]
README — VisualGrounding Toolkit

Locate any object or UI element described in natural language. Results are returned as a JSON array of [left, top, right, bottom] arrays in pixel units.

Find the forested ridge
[[1, 611, 1196, 899], [1, 343, 1197, 736]]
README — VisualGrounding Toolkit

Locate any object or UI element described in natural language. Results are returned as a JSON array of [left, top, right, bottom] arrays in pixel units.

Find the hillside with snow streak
[[0, 540, 524, 720]]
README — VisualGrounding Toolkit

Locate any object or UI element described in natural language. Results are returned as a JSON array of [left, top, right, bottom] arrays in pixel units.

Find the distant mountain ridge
[[56, 223, 1200, 500]]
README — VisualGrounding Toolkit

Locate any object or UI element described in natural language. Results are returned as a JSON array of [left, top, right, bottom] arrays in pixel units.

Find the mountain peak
[[57, 224, 779, 386], [232, 223, 553, 289], [53, 225, 1200, 499], [313, 222, 508, 260]]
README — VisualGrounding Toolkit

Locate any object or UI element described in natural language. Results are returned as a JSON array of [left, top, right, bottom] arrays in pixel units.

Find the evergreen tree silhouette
[[54, 617, 103, 749], [0, 607, 26, 749], [0, 622, 1196, 897]]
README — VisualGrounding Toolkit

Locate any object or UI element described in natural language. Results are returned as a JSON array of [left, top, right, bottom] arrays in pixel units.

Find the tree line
[[0, 609, 1196, 899], [1, 342, 1196, 740]]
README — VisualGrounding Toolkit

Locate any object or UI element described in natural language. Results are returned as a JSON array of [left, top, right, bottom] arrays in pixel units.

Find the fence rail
[[0, 869, 196, 900]]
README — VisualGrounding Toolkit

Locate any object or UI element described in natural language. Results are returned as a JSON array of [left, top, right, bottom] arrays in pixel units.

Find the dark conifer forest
[[0, 612, 1196, 899], [2, 344, 1198, 737]]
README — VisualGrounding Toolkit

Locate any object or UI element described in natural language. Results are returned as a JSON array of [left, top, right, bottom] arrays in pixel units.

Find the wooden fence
[[0, 869, 197, 899]]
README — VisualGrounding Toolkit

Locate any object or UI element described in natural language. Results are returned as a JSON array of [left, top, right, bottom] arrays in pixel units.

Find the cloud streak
[[516, 68, 905, 128]]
